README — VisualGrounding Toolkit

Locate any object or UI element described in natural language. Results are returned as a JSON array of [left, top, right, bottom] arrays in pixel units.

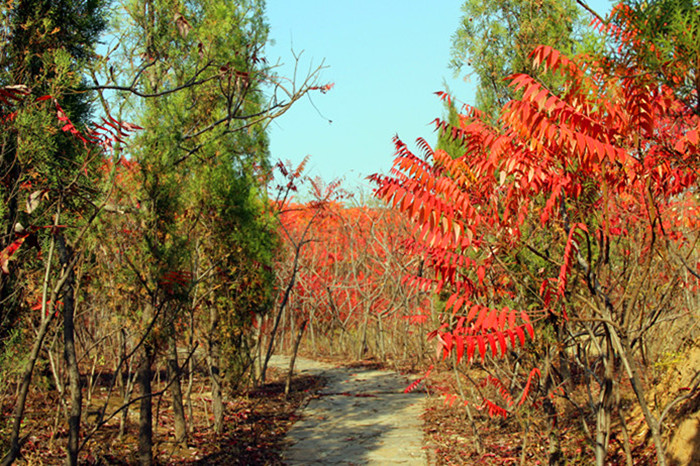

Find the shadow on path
[[269, 356, 427, 465]]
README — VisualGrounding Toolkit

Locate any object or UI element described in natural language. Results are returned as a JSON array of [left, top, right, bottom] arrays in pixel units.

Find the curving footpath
[[268, 355, 428, 465]]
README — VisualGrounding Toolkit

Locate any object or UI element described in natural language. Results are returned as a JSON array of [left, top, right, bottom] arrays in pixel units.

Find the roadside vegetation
[[1, 1, 698, 464]]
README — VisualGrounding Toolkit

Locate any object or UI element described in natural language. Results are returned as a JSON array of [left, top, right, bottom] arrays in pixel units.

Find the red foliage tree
[[263, 166, 429, 374], [371, 5, 699, 463]]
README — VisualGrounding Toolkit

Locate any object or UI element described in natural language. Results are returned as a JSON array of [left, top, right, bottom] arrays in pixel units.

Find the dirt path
[[268, 355, 427, 465]]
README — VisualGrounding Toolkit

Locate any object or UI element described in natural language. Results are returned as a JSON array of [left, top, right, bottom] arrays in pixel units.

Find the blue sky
[[264, 1, 612, 192]]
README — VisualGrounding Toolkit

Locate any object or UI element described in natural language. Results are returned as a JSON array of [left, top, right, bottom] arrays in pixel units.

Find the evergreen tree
[[1, 0, 106, 357], [100, 1, 294, 461], [604, 0, 700, 115], [1, 1, 107, 464], [450, 0, 584, 121], [435, 96, 465, 157]]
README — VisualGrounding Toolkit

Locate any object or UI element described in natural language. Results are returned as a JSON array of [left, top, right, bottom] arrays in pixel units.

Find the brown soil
[[0, 366, 325, 465], [418, 354, 700, 466], [6, 349, 696, 465]]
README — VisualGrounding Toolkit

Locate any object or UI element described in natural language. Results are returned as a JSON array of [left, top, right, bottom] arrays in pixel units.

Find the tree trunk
[[376, 313, 385, 359], [253, 321, 263, 384], [287, 311, 294, 352], [2, 313, 55, 466], [208, 306, 224, 433], [613, 329, 667, 466], [2, 231, 61, 466], [186, 355, 194, 434], [594, 334, 614, 466], [358, 312, 370, 360], [285, 320, 307, 398], [137, 342, 154, 466], [261, 269, 297, 383], [186, 267, 198, 432], [541, 349, 563, 466], [117, 328, 132, 439], [618, 408, 634, 466], [308, 309, 316, 352], [58, 234, 81, 466], [167, 327, 186, 443]]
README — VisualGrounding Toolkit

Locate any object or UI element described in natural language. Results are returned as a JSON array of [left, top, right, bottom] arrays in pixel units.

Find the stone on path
[[269, 355, 427, 465]]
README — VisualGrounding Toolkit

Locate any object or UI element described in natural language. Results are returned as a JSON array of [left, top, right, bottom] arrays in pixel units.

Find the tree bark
[[358, 312, 370, 360], [540, 346, 563, 466], [2, 229, 65, 466], [137, 342, 154, 466], [2, 312, 55, 466], [612, 330, 667, 466], [167, 326, 187, 443], [253, 321, 263, 384], [594, 333, 614, 466], [58, 234, 81, 466], [207, 305, 224, 433], [285, 319, 307, 398], [261, 261, 298, 383]]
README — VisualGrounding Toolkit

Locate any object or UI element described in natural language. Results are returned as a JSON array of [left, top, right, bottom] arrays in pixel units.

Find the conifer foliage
[[0, 0, 329, 464]]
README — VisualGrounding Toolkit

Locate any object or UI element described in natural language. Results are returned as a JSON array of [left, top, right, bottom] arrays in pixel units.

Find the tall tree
[[374, 21, 699, 463], [602, 0, 700, 115], [0, 0, 326, 462], [0, 0, 106, 362], [450, 0, 584, 120], [0, 1, 109, 464], [95, 0, 325, 462]]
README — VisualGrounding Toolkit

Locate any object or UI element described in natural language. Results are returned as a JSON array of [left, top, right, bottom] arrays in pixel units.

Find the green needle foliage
[[112, 0, 278, 389], [1, 0, 107, 362], [604, 0, 700, 115], [450, 0, 585, 122]]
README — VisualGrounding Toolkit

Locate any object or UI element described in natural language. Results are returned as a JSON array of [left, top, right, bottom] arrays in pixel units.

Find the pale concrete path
[[268, 355, 428, 465]]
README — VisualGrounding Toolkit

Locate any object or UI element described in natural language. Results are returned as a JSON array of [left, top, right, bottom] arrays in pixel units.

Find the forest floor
[[4, 350, 696, 464], [1, 368, 322, 465], [1, 354, 425, 465]]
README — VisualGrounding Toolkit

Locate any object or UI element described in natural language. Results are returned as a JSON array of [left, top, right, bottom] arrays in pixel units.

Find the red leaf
[[466, 304, 480, 324], [404, 364, 433, 393], [520, 310, 531, 326], [518, 368, 541, 406], [498, 307, 508, 330], [508, 308, 517, 328], [497, 331, 508, 356], [466, 336, 476, 362], [477, 335, 486, 362], [506, 329, 516, 348], [484, 307, 498, 330], [445, 292, 459, 312], [0, 236, 27, 274], [474, 305, 489, 330], [477, 265, 486, 286], [455, 334, 465, 362], [483, 399, 508, 419], [487, 333, 498, 358], [524, 322, 535, 340]]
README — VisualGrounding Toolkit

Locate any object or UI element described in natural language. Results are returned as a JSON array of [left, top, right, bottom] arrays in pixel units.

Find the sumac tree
[[372, 4, 699, 463]]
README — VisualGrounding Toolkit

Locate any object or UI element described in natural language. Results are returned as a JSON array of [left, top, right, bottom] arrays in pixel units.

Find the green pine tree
[[104, 0, 281, 460], [450, 0, 585, 122], [605, 0, 700, 115], [1, 1, 107, 464]]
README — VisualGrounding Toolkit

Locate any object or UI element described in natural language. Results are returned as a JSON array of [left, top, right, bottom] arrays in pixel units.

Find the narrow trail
[[268, 355, 428, 465]]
